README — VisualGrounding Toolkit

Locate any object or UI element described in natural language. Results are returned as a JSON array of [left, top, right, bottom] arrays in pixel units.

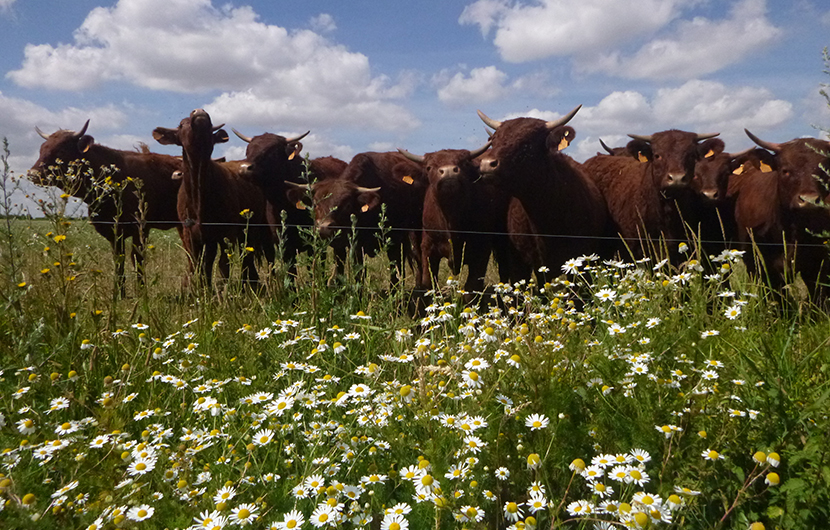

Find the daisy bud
[[569, 458, 585, 472], [749, 523, 765, 530], [752, 451, 767, 464], [767, 452, 780, 467], [765, 472, 780, 486]]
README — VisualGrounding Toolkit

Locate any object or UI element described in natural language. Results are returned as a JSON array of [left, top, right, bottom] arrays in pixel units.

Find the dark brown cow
[[728, 130, 830, 300], [231, 129, 346, 274], [397, 144, 513, 293], [152, 109, 273, 289], [286, 152, 427, 283], [28, 120, 182, 296], [582, 129, 722, 261], [476, 106, 608, 275]]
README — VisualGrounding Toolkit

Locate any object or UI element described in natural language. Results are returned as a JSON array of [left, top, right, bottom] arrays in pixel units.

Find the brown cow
[[231, 129, 346, 275], [476, 106, 608, 276], [28, 120, 182, 296], [152, 109, 274, 290], [286, 152, 427, 284], [728, 130, 830, 301], [598, 138, 629, 157], [582, 130, 722, 262], [397, 144, 514, 293]]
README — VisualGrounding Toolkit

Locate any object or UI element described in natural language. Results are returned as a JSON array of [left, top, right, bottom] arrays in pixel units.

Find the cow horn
[[477, 110, 502, 130], [745, 129, 782, 152], [468, 141, 491, 160], [628, 133, 653, 143], [484, 127, 494, 139], [35, 126, 50, 140], [75, 119, 90, 138], [397, 148, 424, 164], [599, 138, 614, 154], [728, 147, 754, 159], [355, 186, 381, 193], [232, 128, 253, 143], [545, 104, 582, 130], [695, 132, 720, 140], [285, 181, 311, 190], [287, 131, 310, 143], [212, 123, 225, 132]]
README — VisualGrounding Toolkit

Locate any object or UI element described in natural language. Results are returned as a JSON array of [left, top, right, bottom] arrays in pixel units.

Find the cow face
[[400, 146, 488, 209], [28, 120, 95, 186], [153, 109, 228, 163], [477, 106, 580, 192], [692, 146, 755, 204], [746, 131, 830, 211], [232, 130, 309, 187], [626, 131, 722, 191], [287, 180, 381, 243]]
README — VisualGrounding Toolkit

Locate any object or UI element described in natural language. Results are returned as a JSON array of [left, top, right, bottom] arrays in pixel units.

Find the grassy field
[[2, 158, 830, 530]]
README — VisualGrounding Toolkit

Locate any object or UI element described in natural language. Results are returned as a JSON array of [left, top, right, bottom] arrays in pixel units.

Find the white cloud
[[309, 13, 336, 33], [7, 0, 417, 132], [0, 0, 16, 11], [580, 0, 781, 80], [435, 66, 510, 106], [460, 0, 684, 63]]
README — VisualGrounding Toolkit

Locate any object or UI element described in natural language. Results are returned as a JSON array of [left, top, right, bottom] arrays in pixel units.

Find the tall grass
[[1, 143, 829, 530]]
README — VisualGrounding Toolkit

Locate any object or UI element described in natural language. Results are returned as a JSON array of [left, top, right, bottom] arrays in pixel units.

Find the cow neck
[[508, 154, 581, 225]]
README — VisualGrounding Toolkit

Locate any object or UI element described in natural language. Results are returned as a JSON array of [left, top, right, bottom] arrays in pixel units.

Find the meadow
[[1, 144, 830, 530]]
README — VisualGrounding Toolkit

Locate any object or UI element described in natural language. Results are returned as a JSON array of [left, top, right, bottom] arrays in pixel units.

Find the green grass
[[2, 154, 830, 530]]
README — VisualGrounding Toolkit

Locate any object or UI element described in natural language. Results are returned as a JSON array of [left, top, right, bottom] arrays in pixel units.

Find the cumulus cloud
[[309, 13, 336, 33], [7, 0, 417, 132], [0, 0, 16, 11], [581, 0, 781, 80], [435, 66, 510, 106], [460, 0, 684, 63], [460, 0, 780, 81]]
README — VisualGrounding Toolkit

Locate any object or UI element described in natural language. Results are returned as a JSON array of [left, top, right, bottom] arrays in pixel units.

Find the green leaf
[[767, 505, 785, 518]]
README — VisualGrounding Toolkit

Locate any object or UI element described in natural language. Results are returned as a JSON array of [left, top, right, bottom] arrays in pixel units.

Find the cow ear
[[287, 142, 303, 161], [285, 184, 311, 209], [358, 190, 382, 213], [393, 163, 423, 187], [626, 140, 652, 162], [77, 135, 95, 153], [213, 129, 229, 145], [153, 127, 181, 146], [740, 148, 778, 173], [546, 126, 576, 152], [699, 138, 725, 159]]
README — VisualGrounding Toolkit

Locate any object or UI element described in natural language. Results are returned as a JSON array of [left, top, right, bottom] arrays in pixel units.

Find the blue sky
[[2, 0, 830, 214]]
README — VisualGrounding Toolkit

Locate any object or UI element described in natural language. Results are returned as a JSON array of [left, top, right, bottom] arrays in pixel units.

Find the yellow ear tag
[[705, 149, 715, 158], [81, 144, 91, 153], [732, 164, 745, 175], [288, 151, 296, 161], [402, 176, 414, 185], [638, 153, 648, 163], [558, 138, 570, 151], [760, 161, 772, 173], [361, 204, 369, 213], [295, 201, 306, 210]]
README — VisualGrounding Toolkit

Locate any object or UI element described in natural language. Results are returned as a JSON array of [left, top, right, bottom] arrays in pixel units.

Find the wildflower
[[127, 505, 154, 521], [462, 370, 483, 388], [504, 501, 524, 522], [630, 449, 651, 464], [765, 472, 780, 486], [463, 436, 486, 454], [527, 453, 541, 470], [607, 322, 626, 335], [214, 486, 237, 504], [127, 456, 157, 476], [595, 288, 617, 302], [724, 305, 742, 319], [458, 505, 484, 523], [566, 500, 594, 517], [589, 481, 613, 498], [230, 503, 259, 526], [626, 467, 650, 486], [674, 486, 701, 496], [767, 452, 780, 467], [655, 424, 682, 438], [569, 459, 586, 473], [700, 330, 720, 339], [17, 418, 36, 434], [581, 465, 604, 481], [276, 509, 305, 530], [525, 493, 548, 513], [753, 451, 767, 464], [494, 467, 510, 480], [561, 258, 584, 274], [525, 413, 549, 431], [253, 428, 274, 446], [646, 317, 661, 329], [309, 504, 337, 527], [702, 449, 724, 461]]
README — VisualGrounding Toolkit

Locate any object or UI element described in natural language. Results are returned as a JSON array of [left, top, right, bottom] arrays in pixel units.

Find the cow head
[[232, 129, 310, 186], [285, 180, 381, 243], [692, 147, 755, 204], [626, 130, 721, 191], [153, 109, 228, 164], [476, 105, 581, 190], [746, 129, 830, 211], [398, 143, 489, 207], [28, 120, 94, 185]]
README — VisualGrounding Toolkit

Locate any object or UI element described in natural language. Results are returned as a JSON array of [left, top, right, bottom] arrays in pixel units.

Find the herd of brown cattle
[[27, 106, 830, 304]]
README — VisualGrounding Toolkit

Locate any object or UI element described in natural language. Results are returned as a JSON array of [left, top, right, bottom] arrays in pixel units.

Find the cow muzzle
[[796, 194, 825, 209], [478, 157, 499, 175], [665, 172, 689, 187], [700, 188, 720, 202]]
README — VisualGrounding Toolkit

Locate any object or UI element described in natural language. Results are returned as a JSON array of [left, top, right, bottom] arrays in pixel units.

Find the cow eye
[[654, 154, 661, 160]]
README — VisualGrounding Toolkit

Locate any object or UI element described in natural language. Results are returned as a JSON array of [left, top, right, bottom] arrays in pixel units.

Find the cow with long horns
[[29, 120, 183, 296], [476, 106, 609, 275], [230, 128, 346, 275], [583, 129, 722, 261], [728, 129, 830, 301], [398, 143, 514, 293], [153, 109, 274, 290]]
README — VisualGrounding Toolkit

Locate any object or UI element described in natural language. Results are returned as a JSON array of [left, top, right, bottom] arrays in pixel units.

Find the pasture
[[2, 144, 830, 530]]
